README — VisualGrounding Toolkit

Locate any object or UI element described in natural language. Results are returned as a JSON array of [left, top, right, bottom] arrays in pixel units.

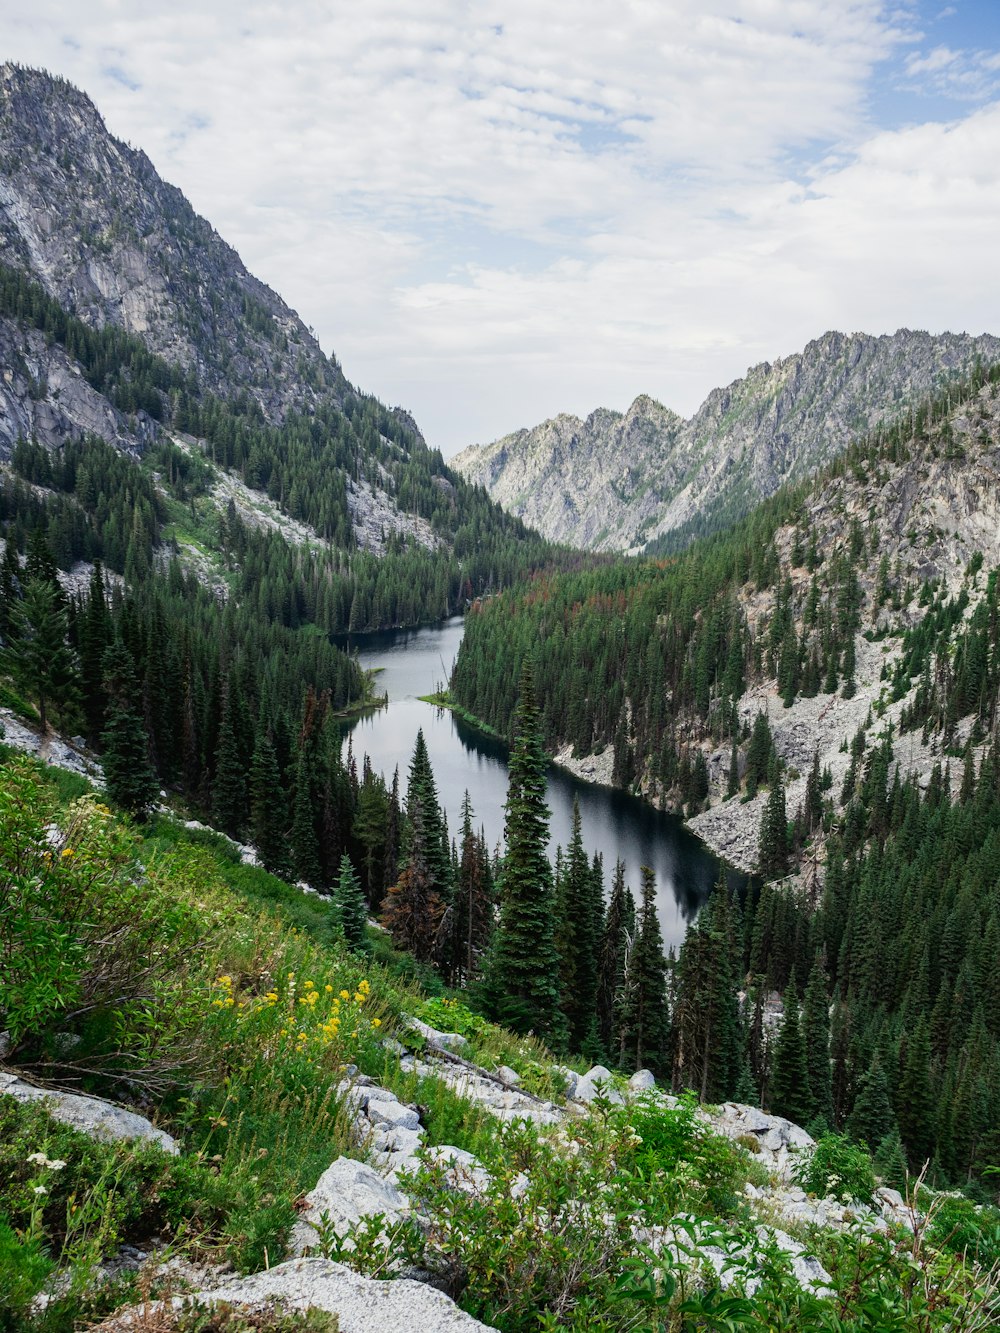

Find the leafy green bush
[[927, 1195, 1000, 1267], [618, 1093, 756, 1216], [792, 1133, 877, 1206]]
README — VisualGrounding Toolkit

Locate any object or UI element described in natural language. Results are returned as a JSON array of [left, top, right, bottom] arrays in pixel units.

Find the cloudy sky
[[4, 1, 1000, 454]]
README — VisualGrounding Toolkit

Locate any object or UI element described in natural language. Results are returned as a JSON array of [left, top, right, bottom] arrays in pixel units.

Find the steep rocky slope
[[0, 63, 338, 423], [453, 329, 1000, 552], [0, 65, 548, 623], [556, 375, 1000, 873]]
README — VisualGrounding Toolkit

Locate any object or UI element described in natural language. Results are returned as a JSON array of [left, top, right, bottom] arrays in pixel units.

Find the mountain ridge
[[453, 326, 1000, 552]]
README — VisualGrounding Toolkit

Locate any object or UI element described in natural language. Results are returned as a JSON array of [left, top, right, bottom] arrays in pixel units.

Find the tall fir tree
[[290, 749, 322, 888], [335, 853, 371, 954], [554, 798, 603, 1051], [802, 952, 834, 1128], [78, 561, 113, 744], [847, 1059, 897, 1152], [482, 662, 564, 1045], [382, 796, 444, 963], [213, 685, 248, 839], [100, 638, 158, 819], [671, 882, 741, 1100], [618, 866, 669, 1076], [249, 731, 288, 876], [596, 860, 631, 1055], [453, 791, 494, 987], [3, 577, 80, 733], [758, 778, 789, 880], [769, 981, 809, 1124]]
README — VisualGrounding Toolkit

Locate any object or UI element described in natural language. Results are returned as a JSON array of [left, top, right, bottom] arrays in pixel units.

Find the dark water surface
[[340, 617, 739, 953]]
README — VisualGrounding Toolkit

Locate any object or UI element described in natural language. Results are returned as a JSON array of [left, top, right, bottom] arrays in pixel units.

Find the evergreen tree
[[596, 860, 631, 1054], [335, 853, 370, 954], [769, 982, 809, 1124], [874, 1130, 909, 1192], [802, 952, 833, 1126], [758, 779, 788, 880], [78, 560, 113, 744], [249, 731, 288, 876], [382, 796, 444, 963], [744, 712, 775, 798], [290, 749, 322, 887], [482, 663, 564, 1044], [453, 792, 493, 986], [213, 686, 248, 839], [896, 1018, 936, 1170], [618, 866, 669, 1076], [847, 1060, 896, 1152], [671, 882, 741, 1100], [100, 638, 158, 819], [3, 577, 80, 733], [406, 728, 452, 899], [554, 798, 602, 1051]]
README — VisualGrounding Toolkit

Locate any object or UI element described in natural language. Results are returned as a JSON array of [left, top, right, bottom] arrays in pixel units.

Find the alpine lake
[[339, 616, 744, 953]]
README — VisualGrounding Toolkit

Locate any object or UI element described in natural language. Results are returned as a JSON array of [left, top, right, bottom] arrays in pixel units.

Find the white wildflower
[[26, 1152, 48, 1165], [32, 1185, 48, 1195]]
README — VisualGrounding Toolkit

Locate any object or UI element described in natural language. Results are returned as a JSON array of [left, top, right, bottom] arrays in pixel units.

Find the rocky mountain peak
[[0, 63, 338, 424], [454, 327, 1000, 552]]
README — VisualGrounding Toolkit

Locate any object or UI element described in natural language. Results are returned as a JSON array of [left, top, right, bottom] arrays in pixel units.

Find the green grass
[[418, 690, 503, 739]]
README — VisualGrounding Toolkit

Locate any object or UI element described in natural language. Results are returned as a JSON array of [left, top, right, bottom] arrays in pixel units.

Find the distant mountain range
[[452, 328, 1000, 552]]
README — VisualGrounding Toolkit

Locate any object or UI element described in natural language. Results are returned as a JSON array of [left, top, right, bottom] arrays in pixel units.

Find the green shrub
[[792, 1133, 877, 1206], [927, 1195, 1000, 1267]]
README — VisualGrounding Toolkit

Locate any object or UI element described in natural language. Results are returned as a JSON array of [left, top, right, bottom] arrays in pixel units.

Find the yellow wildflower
[[61, 848, 74, 858], [372, 1018, 382, 1028]]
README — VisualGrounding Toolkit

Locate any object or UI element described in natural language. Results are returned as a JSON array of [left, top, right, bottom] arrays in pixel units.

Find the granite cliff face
[[0, 63, 338, 427], [453, 329, 1000, 552]]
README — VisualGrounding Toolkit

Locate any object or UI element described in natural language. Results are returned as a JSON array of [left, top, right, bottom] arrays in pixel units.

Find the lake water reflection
[[340, 617, 741, 953]]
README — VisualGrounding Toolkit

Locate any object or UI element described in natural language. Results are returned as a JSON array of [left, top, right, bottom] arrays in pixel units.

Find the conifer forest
[[3, 58, 1000, 1333]]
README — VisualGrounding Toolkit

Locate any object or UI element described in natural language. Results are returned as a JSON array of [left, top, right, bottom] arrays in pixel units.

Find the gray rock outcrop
[[0, 1072, 179, 1154], [123, 1257, 498, 1332]]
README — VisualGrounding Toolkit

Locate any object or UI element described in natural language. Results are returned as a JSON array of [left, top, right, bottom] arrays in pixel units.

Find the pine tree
[[213, 686, 248, 839], [79, 561, 113, 744], [874, 1131, 909, 1192], [453, 792, 493, 986], [406, 728, 452, 900], [290, 749, 322, 887], [100, 639, 158, 819], [846, 1059, 896, 1151], [744, 712, 775, 798], [382, 796, 444, 963], [671, 882, 741, 1100], [618, 866, 669, 1075], [3, 577, 80, 733], [802, 953, 833, 1128], [249, 731, 288, 876], [770, 982, 809, 1124], [482, 663, 564, 1044], [554, 798, 602, 1051], [897, 1018, 936, 1170], [596, 860, 630, 1054], [335, 853, 370, 954], [758, 779, 788, 880]]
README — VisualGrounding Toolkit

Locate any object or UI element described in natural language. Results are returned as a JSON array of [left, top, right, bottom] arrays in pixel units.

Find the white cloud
[[2, 1, 998, 453]]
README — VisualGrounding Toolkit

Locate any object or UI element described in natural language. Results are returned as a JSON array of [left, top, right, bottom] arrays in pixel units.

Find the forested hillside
[[452, 361, 1000, 1196], [0, 63, 556, 615], [0, 65, 565, 853]]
